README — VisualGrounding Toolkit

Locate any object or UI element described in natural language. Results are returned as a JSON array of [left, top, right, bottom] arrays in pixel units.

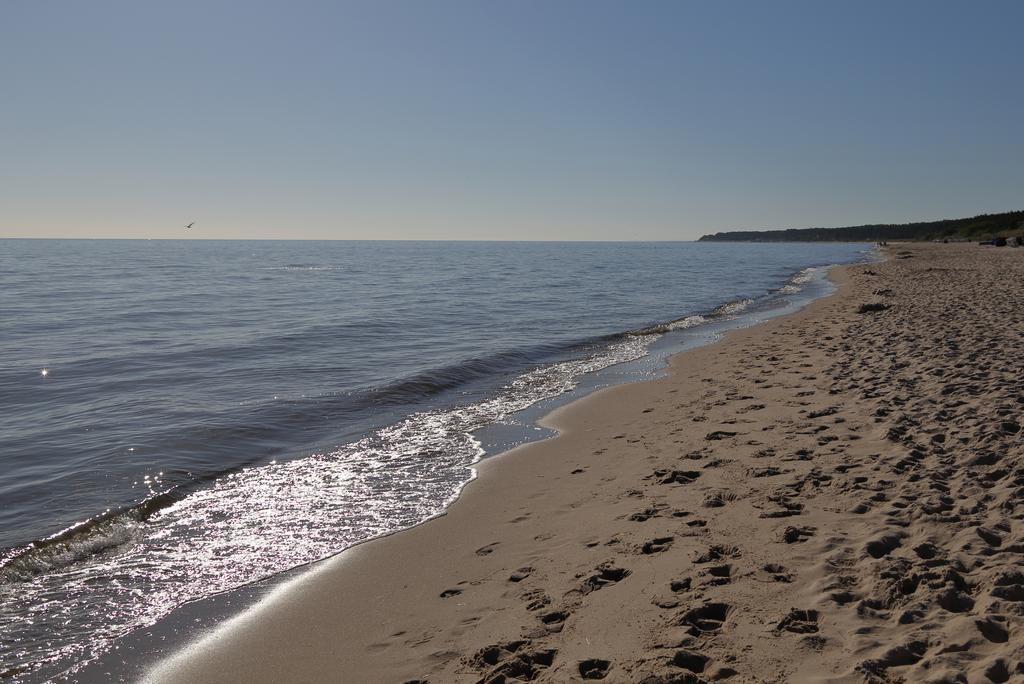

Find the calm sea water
[[0, 240, 867, 680]]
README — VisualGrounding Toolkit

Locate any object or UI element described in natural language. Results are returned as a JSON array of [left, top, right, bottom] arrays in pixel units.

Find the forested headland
[[698, 210, 1024, 242]]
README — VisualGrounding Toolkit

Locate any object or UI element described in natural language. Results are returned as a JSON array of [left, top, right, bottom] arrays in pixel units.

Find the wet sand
[[147, 243, 1024, 683]]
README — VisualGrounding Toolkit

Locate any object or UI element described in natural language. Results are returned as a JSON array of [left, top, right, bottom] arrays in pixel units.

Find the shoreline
[[108, 244, 1024, 682], [8, 245, 867, 683], [62, 259, 858, 683], [133, 260, 865, 683]]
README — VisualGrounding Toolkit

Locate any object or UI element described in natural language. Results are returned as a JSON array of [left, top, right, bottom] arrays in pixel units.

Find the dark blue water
[[0, 240, 867, 680]]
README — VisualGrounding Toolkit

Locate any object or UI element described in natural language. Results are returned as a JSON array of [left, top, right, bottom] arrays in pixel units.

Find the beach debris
[[705, 430, 738, 440], [856, 302, 890, 313]]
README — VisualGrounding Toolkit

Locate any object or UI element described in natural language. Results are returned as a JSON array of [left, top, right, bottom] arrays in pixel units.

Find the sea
[[0, 239, 869, 681]]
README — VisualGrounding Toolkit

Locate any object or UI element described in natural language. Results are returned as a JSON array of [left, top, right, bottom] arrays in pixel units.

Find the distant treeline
[[698, 210, 1024, 242]]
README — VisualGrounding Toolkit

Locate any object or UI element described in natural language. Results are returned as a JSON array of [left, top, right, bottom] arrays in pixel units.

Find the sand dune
[[149, 244, 1024, 683]]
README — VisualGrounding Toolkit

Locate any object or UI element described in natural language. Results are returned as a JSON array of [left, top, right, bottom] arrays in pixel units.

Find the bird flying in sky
[[185, 222, 194, 229]]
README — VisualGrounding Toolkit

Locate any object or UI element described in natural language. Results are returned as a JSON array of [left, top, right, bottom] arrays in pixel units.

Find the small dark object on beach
[[857, 303, 889, 314], [705, 431, 737, 440]]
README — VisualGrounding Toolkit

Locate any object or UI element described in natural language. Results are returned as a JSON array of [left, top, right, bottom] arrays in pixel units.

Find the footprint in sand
[[671, 649, 710, 674], [475, 542, 500, 556], [694, 545, 740, 563], [470, 641, 557, 683], [578, 658, 611, 679], [508, 566, 533, 582], [652, 469, 701, 485], [759, 563, 793, 583], [776, 609, 820, 634], [782, 526, 816, 543], [629, 504, 667, 522], [641, 537, 674, 554], [678, 602, 732, 636], [700, 564, 733, 586], [539, 609, 569, 632], [580, 565, 631, 594]]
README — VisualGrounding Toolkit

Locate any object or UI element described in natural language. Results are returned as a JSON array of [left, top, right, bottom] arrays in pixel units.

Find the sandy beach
[[146, 243, 1024, 684]]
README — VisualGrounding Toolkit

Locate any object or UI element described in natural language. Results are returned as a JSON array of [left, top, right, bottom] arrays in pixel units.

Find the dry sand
[[148, 243, 1024, 684]]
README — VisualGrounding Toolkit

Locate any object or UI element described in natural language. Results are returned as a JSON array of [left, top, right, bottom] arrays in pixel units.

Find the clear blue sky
[[3, 1, 1022, 240]]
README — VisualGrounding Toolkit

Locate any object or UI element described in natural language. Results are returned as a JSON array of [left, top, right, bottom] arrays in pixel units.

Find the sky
[[2, 1, 1022, 241]]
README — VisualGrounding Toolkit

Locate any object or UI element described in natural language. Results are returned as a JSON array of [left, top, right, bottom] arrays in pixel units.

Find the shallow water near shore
[[0, 240, 868, 681]]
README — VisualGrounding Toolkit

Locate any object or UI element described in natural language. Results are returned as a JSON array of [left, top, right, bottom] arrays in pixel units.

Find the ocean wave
[[0, 333, 656, 679], [0, 516, 142, 584], [629, 314, 707, 336], [711, 298, 754, 316], [772, 266, 819, 294]]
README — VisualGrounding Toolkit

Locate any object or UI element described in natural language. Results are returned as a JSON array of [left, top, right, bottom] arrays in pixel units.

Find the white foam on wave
[[777, 266, 820, 294], [712, 298, 754, 316]]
